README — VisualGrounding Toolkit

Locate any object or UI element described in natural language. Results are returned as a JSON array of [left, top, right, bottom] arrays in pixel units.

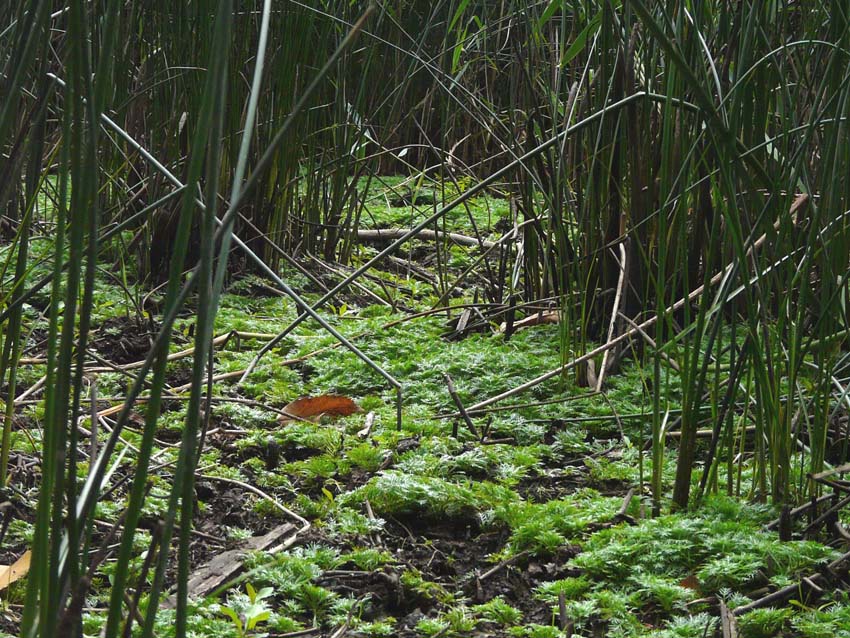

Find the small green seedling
[[220, 582, 274, 638]]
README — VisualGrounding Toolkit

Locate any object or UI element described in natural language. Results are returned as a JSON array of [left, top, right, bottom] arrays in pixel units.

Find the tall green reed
[[1, 2, 373, 635], [2, 6, 850, 637]]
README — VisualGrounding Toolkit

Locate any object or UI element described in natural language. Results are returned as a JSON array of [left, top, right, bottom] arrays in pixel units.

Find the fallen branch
[[811, 463, 850, 482], [357, 228, 496, 250], [168, 370, 246, 394], [666, 425, 756, 439], [732, 547, 850, 616], [198, 474, 310, 540], [720, 600, 739, 638], [618, 312, 680, 372], [802, 493, 850, 536], [764, 494, 833, 531], [434, 219, 537, 309], [465, 194, 810, 414], [162, 474, 312, 607], [83, 330, 276, 374]]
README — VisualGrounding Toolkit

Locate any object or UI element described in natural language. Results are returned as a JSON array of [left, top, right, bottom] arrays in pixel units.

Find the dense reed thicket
[[2, 1, 850, 635]]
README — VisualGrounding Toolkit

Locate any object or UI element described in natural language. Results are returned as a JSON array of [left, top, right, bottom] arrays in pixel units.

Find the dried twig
[[197, 474, 310, 541], [443, 373, 480, 440], [802, 493, 850, 536], [364, 498, 382, 546], [596, 241, 627, 391], [618, 311, 680, 372], [732, 546, 850, 616], [357, 227, 496, 249], [615, 487, 637, 523], [85, 330, 274, 374], [478, 550, 530, 581], [465, 194, 810, 414]]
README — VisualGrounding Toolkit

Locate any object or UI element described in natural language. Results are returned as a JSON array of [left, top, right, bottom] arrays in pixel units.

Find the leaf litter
[[5, 229, 850, 638]]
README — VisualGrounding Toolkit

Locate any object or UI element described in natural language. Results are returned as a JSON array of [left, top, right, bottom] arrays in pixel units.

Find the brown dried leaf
[[0, 549, 31, 592], [278, 395, 363, 424], [679, 573, 701, 593]]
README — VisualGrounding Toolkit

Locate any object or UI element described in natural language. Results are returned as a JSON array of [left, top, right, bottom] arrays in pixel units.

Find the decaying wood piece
[[164, 522, 296, 607], [720, 600, 738, 638]]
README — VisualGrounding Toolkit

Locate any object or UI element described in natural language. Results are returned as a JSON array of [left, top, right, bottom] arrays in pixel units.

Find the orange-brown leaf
[[679, 574, 701, 592], [279, 395, 363, 423]]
